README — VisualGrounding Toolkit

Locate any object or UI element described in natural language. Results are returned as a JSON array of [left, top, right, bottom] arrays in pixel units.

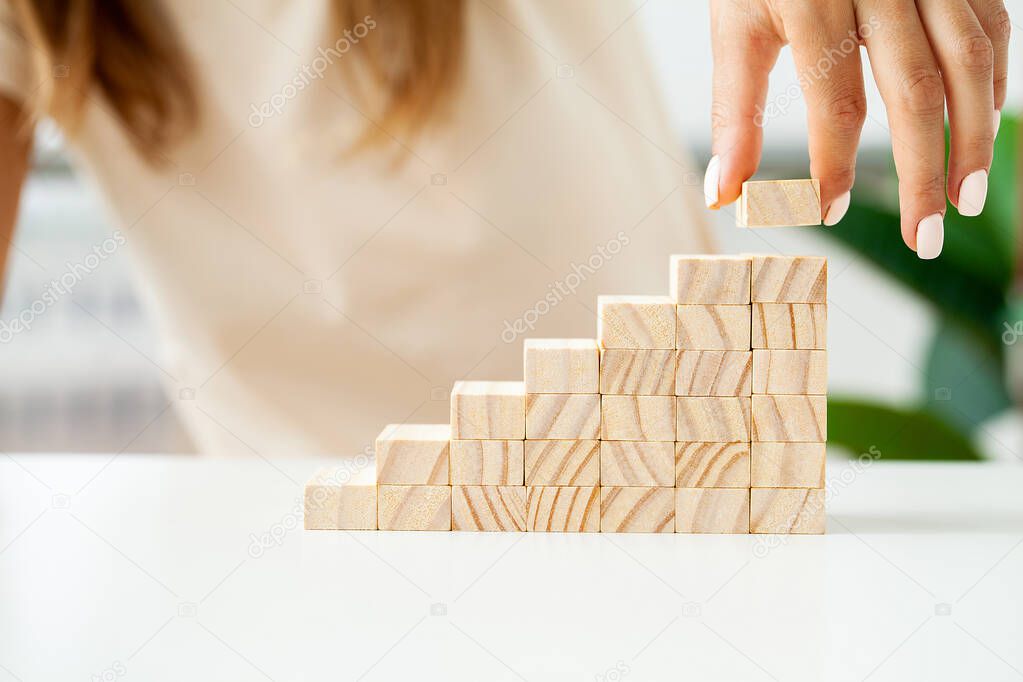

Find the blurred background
[[1, 1, 1021, 460]]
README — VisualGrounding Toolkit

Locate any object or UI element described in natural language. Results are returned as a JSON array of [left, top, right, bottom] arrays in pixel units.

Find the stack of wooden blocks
[[305, 252, 828, 534]]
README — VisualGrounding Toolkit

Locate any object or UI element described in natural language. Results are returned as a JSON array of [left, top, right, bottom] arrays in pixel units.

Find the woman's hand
[[706, 0, 1010, 259]]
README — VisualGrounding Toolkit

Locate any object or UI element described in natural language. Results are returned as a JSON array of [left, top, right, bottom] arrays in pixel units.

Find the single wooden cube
[[601, 395, 675, 441], [375, 423, 450, 485], [751, 255, 827, 303], [751, 395, 827, 442], [304, 465, 377, 530], [597, 295, 676, 349], [675, 350, 752, 396], [752, 350, 828, 395], [750, 488, 825, 534], [524, 338, 599, 394], [524, 439, 599, 485], [450, 439, 524, 485], [676, 397, 751, 442], [752, 303, 827, 349], [751, 442, 826, 488], [669, 255, 751, 304], [600, 441, 675, 486], [451, 486, 527, 531], [378, 485, 451, 531], [451, 381, 525, 439], [737, 179, 821, 228], [525, 393, 600, 439], [676, 305, 751, 350], [675, 488, 750, 533], [600, 487, 675, 533], [674, 442, 750, 488], [525, 486, 599, 532], [600, 349, 675, 395]]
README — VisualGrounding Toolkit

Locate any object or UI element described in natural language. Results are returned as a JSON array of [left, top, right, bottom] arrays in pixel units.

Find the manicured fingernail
[[916, 213, 944, 260], [958, 170, 988, 217], [994, 110, 1001, 138], [823, 191, 850, 226], [704, 155, 720, 208]]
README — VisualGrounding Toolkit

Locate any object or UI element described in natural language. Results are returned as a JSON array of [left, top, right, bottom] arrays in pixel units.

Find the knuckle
[[952, 33, 994, 72], [822, 89, 867, 132], [907, 173, 947, 200], [899, 69, 945, 117], [710, 102, 730, 136], [987, 6, 1012, 44]]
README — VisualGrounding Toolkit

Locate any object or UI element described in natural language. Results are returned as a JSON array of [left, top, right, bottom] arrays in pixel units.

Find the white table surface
[[2, 455, 1022, 682]]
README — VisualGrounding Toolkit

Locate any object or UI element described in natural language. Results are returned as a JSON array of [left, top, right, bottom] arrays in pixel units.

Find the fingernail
[[704, 155, 720, 208], [916, 213, 944, 260], [823, 191, 851, 226], [958, 170, 988, 217], [994, 110, 1001, 138]]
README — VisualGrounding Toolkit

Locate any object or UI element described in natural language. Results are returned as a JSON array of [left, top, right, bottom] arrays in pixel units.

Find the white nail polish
[[916, 213, 944, 260], [994, 110, 1001, 138], [958, 170, 988, 217], [704, 155, 720, 208], [823, 191, 851, 226]]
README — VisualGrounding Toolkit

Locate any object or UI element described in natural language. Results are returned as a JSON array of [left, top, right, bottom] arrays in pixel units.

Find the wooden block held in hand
[[378, 485, 451, 531], [737, 179, 821, 228], [750, 488, 825, 534], [601, 395, 675, 441], [600, 441, 674, 486], [600, 487, 675, 533], [526, 486, 599, 532], [752, 303, 827, 349], [375, 423, 450, 485], [524, 439, 599, 485], [752, 350, 828, 395], [676, 397, 751, 442], [304, 466, 377, 530], [524, 338, 599, 394], [674, 442, 750, 488], [451, 486, 526, 531], [751, 442, 826, 488], [675, 350, 752, 396], [675, 488, 750, 533], [676, 305, 751, 350], [751, 255, 827, 303], [751, 395, 827, 442], [526, 393, 600, 439], [451, 381, 525, 439], [598, 295, 676, 349], [670, 255, 751, 304], [600, 349, 675, 395], [450, 439, 524, 485]]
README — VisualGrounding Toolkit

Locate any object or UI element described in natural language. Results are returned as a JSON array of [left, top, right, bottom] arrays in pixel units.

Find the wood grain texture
[[600, 441, 674, 486], [674, 442, 750, 488], [524, 440, 599, 485], [525, 486, 599, 532], [737, 179, 821, 227], [451, 381, 525, 439], [675, 350, 752, 396], [676, 305, 752, 350], [600, 487, 675, 533], [750, 488, 825, 534], [752, 350, 828, 395], [450, 439, 524, 485], [675, 488, 750, 533], [600, 349, 675, 395], [304, 466, 377, 530], [525, 393, 600, 439], [601, 395, 676, 441], [378, 485, 451, 531], [751, 442, 826, 488], [751, 395, 827, 442], [670, 255, 751, 304], [751, 255, 827, 303], [597, 295, 676, 349], [752, 303, 827, 349], [524, 338, 599, 394], [675, 397, 751, 442], [375, 423, 450, 485], [451, 486, 526, 531]]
